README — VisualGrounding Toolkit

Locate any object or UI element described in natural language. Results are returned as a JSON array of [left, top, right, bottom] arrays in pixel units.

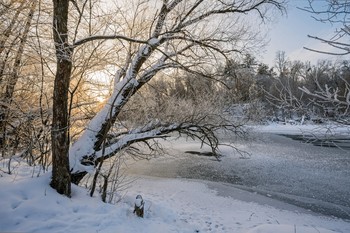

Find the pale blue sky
[[262, 0, 349, 67]]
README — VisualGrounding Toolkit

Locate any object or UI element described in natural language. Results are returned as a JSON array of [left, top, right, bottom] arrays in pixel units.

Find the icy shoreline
[[126, 125, 350, 221]]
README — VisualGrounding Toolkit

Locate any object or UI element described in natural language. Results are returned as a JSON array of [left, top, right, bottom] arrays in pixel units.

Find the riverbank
[[126, 125, 350, 220], [1, 170, 349, 233]]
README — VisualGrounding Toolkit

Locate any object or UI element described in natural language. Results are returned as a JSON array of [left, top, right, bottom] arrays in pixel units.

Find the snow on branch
[[78, 115, 242, 170], [299, 85, 350, 108], [70, 110, 244, 177]]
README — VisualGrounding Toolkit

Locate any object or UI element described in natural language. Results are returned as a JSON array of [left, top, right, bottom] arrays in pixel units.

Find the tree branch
[[73, 35, 148, 48]]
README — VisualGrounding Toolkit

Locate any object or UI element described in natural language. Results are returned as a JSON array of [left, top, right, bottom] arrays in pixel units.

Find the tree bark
[[50, 0, 72, 197]]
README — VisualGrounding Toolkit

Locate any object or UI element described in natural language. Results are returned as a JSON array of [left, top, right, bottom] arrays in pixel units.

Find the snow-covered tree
[[50, 0, 286, 196], [299, 61, 350, 117]]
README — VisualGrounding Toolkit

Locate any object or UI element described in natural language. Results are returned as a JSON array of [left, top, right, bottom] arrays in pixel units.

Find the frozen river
[[127, 129, 350, 220]]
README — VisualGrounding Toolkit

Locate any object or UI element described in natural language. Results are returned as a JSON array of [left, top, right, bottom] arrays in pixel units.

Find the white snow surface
[[148, 37, 159, 45], [0, 163, 349, 233]]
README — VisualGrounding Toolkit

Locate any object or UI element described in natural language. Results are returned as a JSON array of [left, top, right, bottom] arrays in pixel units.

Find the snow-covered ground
[[1, 122, 350, 233], [0, 166, 349, 233]]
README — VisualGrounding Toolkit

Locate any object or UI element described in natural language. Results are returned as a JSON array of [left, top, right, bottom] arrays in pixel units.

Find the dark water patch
[[185, 151, 222, 161], [227, 184, 350, 221], [280, 134, 350, 150], [185, 151, 216, 157]]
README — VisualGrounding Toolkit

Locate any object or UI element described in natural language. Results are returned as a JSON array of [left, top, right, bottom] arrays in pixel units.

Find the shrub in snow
[[133, 194, 144, 218]]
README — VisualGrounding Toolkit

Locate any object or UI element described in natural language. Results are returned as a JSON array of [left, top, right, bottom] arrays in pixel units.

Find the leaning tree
[[50, 0, 285, 197]]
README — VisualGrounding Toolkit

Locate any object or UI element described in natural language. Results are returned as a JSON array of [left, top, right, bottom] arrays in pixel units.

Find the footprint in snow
[[11, 201, 22, 209]]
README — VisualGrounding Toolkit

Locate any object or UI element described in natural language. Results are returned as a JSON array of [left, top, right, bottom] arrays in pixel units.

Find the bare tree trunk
[[50, 0, 72, 197]]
